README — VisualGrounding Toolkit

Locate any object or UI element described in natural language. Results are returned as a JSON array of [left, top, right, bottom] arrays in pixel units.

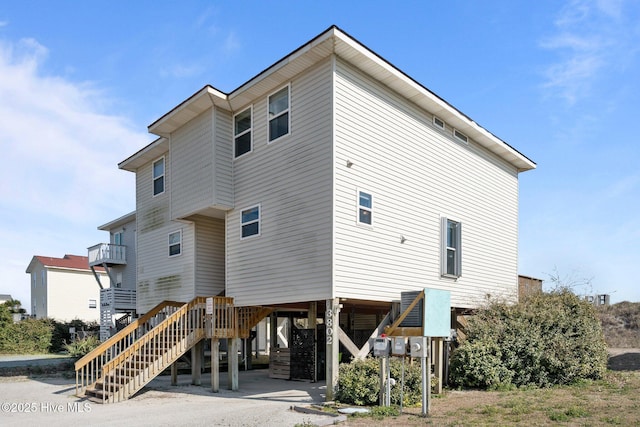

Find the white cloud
[[540, 0, 636, 104], [222, 31, 241, 55], [0, 37, 150, 312]]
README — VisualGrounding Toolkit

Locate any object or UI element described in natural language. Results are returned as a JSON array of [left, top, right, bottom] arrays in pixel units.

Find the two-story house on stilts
[[78, 26, 535, 403]]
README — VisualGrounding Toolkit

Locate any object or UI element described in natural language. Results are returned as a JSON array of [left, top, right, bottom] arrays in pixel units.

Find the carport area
[[0, 369, 336, 427]]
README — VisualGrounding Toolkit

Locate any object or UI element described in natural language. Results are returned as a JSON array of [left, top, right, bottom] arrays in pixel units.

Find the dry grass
[[340, 369, 640, 426], [597, 302, 640, 348]]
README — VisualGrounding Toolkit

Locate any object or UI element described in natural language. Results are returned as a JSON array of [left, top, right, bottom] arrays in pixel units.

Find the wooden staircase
[[75, 296, 272, 404]]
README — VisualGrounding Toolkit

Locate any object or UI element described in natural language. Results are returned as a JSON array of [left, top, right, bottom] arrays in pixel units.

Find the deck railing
[[88, 243, 126, 266]]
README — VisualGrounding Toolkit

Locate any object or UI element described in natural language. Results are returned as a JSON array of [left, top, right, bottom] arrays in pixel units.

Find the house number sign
[[325, 308, 334, 344]]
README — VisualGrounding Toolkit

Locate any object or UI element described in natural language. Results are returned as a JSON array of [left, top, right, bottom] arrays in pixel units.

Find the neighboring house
[[112, 26, 535, 393], [518, 274, 543, 301], [88, 212, 137, 340], [26, 254, 108, 322], [0, 294, 12, 305]]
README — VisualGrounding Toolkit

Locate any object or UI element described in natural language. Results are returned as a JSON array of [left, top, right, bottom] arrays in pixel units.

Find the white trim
[[453, 129, 469, 144], [267, 83, 291, 143], [152, 156, 166, 197], [240, 204, 261, 240], [356, 189, 373, 227], [168, 229, 182, 257], [233, 105, 253, 158]]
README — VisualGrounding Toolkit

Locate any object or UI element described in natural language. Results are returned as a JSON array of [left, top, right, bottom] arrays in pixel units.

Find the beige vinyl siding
[[214, 108, 234, 207], [193, 215, 225, 297], [226, 58, 334, 306], [334, 59, 519, 309], [136, 152, 197, 313], [170, 107, 233, 220]]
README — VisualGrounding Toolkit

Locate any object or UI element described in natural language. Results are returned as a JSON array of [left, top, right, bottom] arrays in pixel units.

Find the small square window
[[358, 191, 373, 226], [89, 299, 97, 309], [234, 107, 252, 158], [153, 157, 165, 196], [241, 205, 261, 239], [268, 85, 290, 142], [169, 230, 182, 257], [454, 129, 468, 144]]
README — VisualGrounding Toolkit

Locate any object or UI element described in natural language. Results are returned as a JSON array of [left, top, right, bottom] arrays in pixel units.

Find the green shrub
[[450, 289, 608, 389], [336, 356, 434, 406], [64, 336, 100, 358], [0, 318, 54, 354], [50, 319, 99, 353]]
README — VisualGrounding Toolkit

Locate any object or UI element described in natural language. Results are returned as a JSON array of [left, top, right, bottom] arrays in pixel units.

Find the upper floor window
[[234, 107, 252, 158], [88, 299, 97, 309], [358, 191, 373, 226], [241, 205, 260, 239], [168, 230, 182, 257], [153, 157, 165, 196], [442, 217, 462, 277], [113, 231, 123, 246], [268, 85, 290, 142]]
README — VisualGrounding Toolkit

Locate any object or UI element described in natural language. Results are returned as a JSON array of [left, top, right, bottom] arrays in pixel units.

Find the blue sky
[[1, 1, 639, 310]]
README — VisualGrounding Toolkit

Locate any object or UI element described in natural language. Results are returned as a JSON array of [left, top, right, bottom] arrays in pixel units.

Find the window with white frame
[[441, 217, 462, 277], [153, 157, 165, 196], [358, 191, 373, 225], [88, 299, 97, 309], [168, 230, 182, 257], [234, 107, 252, 157], [241, 205, 260, 238], [268, 85, 289, 142]]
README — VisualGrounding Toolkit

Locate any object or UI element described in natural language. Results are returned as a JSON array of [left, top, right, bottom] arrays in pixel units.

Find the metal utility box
[[410, 336, 429, 358], [391, 337, 407, 356], [373, 337, 390, 357]]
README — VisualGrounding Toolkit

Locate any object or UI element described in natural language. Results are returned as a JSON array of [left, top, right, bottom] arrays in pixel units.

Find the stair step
[[93, 381, 122, 392], [85, 387, 110, 401]]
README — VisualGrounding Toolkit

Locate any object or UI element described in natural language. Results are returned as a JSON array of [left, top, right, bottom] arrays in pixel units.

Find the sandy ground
[[0, 369, 338, 427], [1, 349, 637, 426]]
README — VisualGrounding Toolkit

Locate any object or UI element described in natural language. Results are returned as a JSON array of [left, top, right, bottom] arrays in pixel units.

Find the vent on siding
[[433, 116, 445, 130], [399, 291, 423, 327], [454, 129, 468, 144]]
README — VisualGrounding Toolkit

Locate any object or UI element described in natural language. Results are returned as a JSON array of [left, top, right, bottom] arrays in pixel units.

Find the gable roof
[[126, 25, 535, 172], [26, 254, 104, 273]]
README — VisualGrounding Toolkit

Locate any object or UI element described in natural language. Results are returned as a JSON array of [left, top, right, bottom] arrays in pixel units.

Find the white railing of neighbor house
[[88, 243, 126, 266]]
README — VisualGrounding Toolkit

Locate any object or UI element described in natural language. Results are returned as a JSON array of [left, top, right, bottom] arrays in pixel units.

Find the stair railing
[[75, 300, 184, 396], [102, 296, 211, 403]]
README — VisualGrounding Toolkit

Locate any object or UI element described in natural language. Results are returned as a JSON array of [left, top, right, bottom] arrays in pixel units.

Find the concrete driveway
[[0, 369, 337, 426]]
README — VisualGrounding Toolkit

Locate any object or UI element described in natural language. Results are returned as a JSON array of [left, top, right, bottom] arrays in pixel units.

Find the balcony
[[88, 243, 127, 267]]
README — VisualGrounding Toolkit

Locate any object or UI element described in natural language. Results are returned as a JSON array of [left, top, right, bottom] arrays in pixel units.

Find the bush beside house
[[0, 300, 99, 355], [449, 289, 608, 389]]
